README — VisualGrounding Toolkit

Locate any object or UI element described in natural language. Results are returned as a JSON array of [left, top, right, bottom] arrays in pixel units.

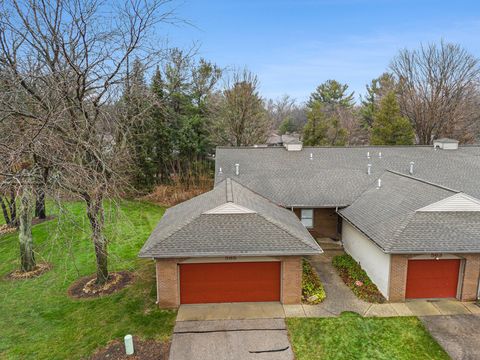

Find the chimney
[[235, 163, 240, 176], [377, 178, 382, 189], [284, 140, 303, 151], [367, 164, 372, 175], [433, 138, 459, 150], [409, 161, 414, 175]]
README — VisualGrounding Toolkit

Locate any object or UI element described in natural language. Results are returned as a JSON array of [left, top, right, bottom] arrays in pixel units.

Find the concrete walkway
[[170, 319, 294, 360]]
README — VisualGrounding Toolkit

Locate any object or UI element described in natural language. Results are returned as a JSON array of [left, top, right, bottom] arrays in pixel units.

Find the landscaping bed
[[302, 259, 325, 304], [332, 253, 386, 303], [89, 336, 169, 360], [287, 312, 449, 360]]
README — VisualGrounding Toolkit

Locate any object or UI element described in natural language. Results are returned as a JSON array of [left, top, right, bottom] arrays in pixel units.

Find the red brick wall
[[155, 259, 180, 308], [389, 254, 480, 302], [293, 208, 339, 239], [280, 256, 302, 304]]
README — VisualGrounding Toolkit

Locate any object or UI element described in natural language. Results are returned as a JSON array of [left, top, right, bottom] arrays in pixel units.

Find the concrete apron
[[176, 302, 286, 322], [176, 300, 479, 321]]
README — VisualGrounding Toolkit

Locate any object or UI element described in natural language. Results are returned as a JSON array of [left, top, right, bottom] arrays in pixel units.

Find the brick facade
[[154, 257, 303, 308], [155, 258, 181, 308], [280, 256, 302, 304], [293, 208, 340, 239], [389, 254, 480, 302]]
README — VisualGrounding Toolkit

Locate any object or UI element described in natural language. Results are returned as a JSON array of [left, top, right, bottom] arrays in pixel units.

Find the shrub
[[302, 259, 326, 304], [332, 254, 386, 303]]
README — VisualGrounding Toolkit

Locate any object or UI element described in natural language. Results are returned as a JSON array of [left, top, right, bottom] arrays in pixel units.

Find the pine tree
[[307, 80, 354, 109], [370, 92, 415, 145]]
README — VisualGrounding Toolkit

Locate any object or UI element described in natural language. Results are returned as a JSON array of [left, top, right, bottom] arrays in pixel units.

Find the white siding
[[342, 221, 391, 299]]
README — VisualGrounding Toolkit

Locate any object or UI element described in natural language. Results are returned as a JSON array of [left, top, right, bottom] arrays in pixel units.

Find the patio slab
[[176, 302, 285, 321], [431, 300, 471, 315], [390, 302, 414, 316], [364, 304, 398, 317], [283, 305, 306, 318], [463, 302, 480, 314], [406, 301, 442, 316]]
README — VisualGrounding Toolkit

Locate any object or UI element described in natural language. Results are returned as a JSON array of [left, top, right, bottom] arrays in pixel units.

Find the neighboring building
[[266, 132, 301, 147], [141, 138, 480, 306]]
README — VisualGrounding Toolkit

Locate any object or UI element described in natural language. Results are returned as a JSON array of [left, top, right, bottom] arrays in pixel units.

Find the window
[[301, 209, 313, 228]]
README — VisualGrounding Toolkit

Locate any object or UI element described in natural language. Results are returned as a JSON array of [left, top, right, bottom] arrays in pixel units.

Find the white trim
[[409, 253, 463, 260], [179, 256, 280, 264], [417, 193, 480, 212], [204, 202, 256, 214]]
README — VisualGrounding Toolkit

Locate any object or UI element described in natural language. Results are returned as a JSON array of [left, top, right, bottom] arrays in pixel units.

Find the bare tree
[[0, 0, 175, 283], [390, 41, 480, 144], [213, 69, 272, 146]]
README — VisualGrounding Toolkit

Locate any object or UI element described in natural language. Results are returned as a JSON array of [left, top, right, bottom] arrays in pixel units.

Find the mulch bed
[[68, 271, 134, 299], [89, 337, 170, 360], [336, 268, 386, 303], [32, 215, 56, 226], [6, 262, 52, 280], [0, 216, 55, 236]]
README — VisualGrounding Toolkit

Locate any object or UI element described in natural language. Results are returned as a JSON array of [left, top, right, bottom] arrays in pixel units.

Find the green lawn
[[0, 200, 176, 360], [287, 312, 449, 360]]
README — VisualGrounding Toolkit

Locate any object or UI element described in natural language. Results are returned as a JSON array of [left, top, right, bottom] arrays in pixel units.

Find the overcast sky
[[164, 0, 480, 103]]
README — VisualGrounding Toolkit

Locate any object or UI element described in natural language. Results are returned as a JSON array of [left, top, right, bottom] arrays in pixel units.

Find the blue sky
[[164, 0, 480, 103]]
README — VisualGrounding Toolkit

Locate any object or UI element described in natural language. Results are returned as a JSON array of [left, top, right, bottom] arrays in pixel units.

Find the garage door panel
[[180, 262, 281, 304], [406, 259, 460, 299]]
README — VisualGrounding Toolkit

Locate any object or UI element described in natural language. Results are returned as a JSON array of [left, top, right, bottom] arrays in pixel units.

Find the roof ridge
[[385, 170, 459, 193]]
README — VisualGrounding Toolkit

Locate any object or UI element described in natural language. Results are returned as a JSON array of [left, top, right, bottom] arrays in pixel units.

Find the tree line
[[0, 0, 479, 290]]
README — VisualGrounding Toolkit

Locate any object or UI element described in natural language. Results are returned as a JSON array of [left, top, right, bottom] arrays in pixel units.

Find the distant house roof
[[338, 171, 480, 253], [139, 178, 322, 258], [214, 146, 480, 207]]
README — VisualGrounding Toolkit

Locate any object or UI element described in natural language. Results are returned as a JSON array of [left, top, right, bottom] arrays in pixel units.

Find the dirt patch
[[142, 179, 213, 207], [6, 262, 52, 280], [32, 215, 56, 226], [89, 337, 170, 360], [68, 271, 133, 299]]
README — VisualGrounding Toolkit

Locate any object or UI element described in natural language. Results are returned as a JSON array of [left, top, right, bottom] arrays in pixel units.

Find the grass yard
[[287, 312, 449, 360], [0, 200, 176, 360]]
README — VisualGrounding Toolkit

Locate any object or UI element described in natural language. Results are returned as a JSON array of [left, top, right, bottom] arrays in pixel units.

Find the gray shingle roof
[[139, 178, 322, 258], [338, 171, 480, 253], [214, 146, 480, 207]]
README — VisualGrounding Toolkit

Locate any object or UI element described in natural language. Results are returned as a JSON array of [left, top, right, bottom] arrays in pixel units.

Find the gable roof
[[417, 193, 480, 212], [139, 178, 322, 258], [215, 145, 480, 207], [338, 171, 480, 253]]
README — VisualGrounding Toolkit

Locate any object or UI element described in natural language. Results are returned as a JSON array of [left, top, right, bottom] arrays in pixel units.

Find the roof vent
[[309, 153, 313, 160], [378, 152, 382, 158], [367, 163, 372, 175], [433, 138, 459, 150], [218, 167, 223, 175], [376, 178, 382, 189], [367, 151, 370, 159], [409, 161, 414, 175], [284, 140, 303, 151], [235, 163, 240, 176]]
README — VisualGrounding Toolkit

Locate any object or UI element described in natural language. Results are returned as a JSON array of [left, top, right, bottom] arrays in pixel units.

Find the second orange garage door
[[179, 261, 281, 304], [406, 259, 461, 299]]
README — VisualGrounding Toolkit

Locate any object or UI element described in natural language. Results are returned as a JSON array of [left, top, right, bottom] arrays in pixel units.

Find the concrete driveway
[[169, 319, 294, 360], [420, 314, 480, 360]]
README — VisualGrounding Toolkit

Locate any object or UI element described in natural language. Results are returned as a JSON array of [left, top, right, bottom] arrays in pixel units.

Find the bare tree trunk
[[86, 193, 108, 285], [0, 196, 11, 225], [35, 191, 46, 219], [9, 187, 17, 226], [19, 185, 35, 272]]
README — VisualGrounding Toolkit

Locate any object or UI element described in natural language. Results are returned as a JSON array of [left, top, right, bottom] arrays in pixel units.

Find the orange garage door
[[406, 259, 461, 299], [179, 262, 281, 304]]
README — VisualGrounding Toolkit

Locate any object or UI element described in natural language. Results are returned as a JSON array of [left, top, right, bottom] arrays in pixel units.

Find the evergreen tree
[[360, 73, 397, 129], [307, 80, 354, 109], [278, 117, 296, 135], [303, 102, 347, 146], [370, 92, 415, 145]]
